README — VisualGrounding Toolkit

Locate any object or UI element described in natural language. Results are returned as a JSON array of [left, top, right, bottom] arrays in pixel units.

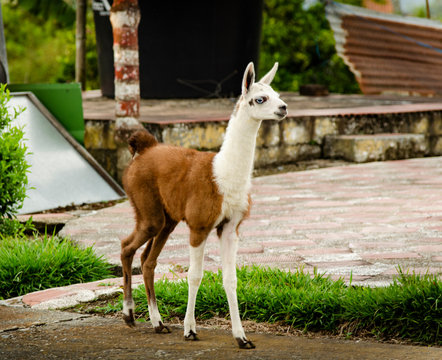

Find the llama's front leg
[[184, 235, 207, 340], [220, 222, 255, 349]]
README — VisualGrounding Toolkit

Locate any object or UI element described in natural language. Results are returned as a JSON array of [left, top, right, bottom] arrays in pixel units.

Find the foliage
[[3, 0, 364, 93], [0, 84, 30, 227], [413, 2, 442, 20], [259, 0, 361, 93], [5, 0, 76, 26], [102, 266, 441, 345], [2, 1, 99, 89], [0, 217, 35, 238], [0, 233, 113, 299]]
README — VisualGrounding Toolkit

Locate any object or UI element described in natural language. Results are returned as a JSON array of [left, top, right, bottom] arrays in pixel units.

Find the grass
[[99, 266, 441, 345], [0, 233, 113, 299]]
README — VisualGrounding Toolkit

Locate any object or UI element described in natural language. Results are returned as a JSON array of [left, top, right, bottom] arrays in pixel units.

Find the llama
[[120, 62, 287, 349]]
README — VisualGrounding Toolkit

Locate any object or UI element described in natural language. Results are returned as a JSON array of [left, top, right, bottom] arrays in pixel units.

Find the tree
[[3, 0, 99, 88], [259, 0, 361, 93]]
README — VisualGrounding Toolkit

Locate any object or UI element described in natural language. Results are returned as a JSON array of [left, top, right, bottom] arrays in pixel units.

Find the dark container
[[92, 0, 263, 99]]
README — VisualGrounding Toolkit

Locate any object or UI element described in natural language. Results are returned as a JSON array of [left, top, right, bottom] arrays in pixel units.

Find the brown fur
[[128, 130, 158, 156], [123, 133, 223, 238]]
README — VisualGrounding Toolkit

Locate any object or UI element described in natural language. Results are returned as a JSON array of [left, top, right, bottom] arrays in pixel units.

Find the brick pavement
[[12, 157, 441, 309]]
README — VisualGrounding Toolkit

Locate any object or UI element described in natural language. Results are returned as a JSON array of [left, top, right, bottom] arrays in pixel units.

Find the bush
[[259, 0, 361, 93], [0, 234, 113, 299], [0, 84, 30, 233]]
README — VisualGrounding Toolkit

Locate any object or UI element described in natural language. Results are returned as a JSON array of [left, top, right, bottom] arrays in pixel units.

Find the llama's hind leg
[[142, 214, 177, 333], [121, 228, 156, 327], [184, 231, 209, 340]]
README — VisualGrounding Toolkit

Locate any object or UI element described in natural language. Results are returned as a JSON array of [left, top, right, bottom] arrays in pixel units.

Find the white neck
[[213, 100, 261, 216]]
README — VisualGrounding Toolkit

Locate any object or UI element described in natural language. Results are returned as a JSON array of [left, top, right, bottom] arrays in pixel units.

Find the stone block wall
[[84, 110, 442, 183]]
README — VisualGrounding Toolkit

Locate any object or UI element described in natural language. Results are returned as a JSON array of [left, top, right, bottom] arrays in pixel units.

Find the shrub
[[259, 0, 361, 93], [0, 84, 30, 234], [0, 234, 113, 299]]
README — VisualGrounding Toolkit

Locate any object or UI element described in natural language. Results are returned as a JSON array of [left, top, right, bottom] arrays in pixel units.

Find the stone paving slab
[[9, 157, 441, 309]]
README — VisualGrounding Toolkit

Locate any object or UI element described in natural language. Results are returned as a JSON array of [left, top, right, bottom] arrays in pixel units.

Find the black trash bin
[[92, 0, 263, 99]]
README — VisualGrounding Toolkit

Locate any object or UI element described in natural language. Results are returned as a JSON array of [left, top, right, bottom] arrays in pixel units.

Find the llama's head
[[241, 62, 287, 122]]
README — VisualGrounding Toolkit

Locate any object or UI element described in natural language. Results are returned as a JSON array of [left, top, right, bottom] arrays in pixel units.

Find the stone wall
[[84, 110, 442, 182]]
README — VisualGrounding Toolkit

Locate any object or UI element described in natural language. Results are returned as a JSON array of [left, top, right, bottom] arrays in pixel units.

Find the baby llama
[[120, 62, 287, 349]]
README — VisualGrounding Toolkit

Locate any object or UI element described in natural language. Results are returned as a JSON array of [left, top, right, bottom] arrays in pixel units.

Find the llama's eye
[[255, 97, 266, 104]]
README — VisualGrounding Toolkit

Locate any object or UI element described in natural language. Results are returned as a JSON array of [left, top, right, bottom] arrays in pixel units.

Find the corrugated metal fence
[[326, 1, 442, 96]]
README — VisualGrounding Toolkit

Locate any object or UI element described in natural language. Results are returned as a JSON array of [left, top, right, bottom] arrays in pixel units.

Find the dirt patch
[[68, 295, 420, 348], [1, 311, 439, 360], [39, 199, 126, 215]]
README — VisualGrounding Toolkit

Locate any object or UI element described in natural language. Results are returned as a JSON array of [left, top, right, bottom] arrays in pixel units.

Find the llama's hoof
[[123, 312, 136, 328], [184, 330, 199, 341], [236, 337, 256, 349], [154, 321, 172, 334]]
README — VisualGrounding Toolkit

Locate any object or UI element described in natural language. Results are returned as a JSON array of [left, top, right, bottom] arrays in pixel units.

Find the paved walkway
[[6, 157, 442, 310]]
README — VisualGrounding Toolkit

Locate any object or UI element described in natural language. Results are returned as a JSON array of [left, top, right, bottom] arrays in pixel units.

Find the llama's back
[[124, 143, 223, 227]]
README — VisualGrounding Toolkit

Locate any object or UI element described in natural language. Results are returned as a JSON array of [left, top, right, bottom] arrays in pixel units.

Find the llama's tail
[[128, 129, 158, 156]]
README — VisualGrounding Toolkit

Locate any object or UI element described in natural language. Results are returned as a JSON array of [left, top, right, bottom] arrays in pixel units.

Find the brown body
[[124, 133, 223, 247]]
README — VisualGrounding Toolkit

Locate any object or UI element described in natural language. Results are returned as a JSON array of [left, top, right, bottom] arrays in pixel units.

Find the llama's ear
[[242, 62, 255, 95], [259, 62, 278, 85]]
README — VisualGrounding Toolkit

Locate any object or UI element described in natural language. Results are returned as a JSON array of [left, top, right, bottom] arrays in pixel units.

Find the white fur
[[123, 299, 134, 317], [148, 302, 163, 328], [210, 62, 287, 344], [213, 62, 287, 223], [219, 214, 244, 339], [213, 113, 258, 221], [184, 240, 207, 337]]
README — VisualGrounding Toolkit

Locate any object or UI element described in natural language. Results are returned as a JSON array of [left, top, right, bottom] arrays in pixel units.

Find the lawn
[[96, 266, 441, 345]]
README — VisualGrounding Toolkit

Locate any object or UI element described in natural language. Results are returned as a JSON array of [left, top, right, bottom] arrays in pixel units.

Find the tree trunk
[[425, 0, 431, 19], [75, 0, 87, 90], [110, 0, 142, 182]]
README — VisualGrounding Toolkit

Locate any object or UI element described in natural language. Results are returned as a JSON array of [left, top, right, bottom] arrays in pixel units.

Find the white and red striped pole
[[110, 0, 142, 139], [110, 0, 142, 180]]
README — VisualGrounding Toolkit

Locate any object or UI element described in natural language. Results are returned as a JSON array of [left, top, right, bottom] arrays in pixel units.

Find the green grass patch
[[100, 266, 441, 345], [0, 234, 113, 299]]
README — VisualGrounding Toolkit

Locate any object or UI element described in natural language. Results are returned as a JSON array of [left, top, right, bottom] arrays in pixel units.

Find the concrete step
[[324, 133, 428, 163]]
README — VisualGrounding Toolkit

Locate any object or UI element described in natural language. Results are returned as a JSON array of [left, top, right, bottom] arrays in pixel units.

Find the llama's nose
[[279, 104, 287, 115]]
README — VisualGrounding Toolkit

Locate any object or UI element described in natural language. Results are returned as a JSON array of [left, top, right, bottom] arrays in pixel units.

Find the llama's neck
[[213, 100, 261, 216]]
